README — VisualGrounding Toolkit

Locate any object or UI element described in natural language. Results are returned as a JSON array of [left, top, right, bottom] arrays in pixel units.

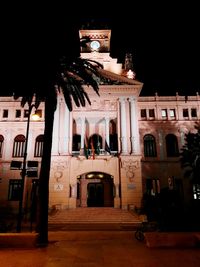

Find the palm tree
[[180, 122, 200, 185], [14, 54, 102, 246], [180, 123, 200, 229]]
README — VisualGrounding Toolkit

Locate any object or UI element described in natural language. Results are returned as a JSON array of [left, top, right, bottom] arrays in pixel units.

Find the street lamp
[[16, 104, 40, 232]]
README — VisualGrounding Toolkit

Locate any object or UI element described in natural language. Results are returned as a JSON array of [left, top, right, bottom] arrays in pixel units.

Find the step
[[48, 208, 141, 231]]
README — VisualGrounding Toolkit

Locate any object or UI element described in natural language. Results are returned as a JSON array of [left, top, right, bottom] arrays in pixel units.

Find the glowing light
[[126, 70, 135, 79], [32, 111, 41, 121]]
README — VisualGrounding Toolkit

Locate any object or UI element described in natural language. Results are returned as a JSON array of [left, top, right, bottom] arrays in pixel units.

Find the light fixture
[[32, 110, 41, 121], [126, 70, 135, 79], [87, 174, 94, 178]]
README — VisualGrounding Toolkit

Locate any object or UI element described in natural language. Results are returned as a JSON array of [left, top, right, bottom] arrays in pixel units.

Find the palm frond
[[68, 63, 100, 96], [34, 95, 44, 109], [66, 75, 86, 107], [80, 36, 91, 48], [62, 87, 73, 111]]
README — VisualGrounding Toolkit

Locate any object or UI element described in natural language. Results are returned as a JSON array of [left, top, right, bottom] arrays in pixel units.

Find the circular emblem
[[90, 40, 100, 50]]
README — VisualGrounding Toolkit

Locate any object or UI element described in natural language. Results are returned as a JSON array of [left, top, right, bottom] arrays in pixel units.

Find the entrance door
[[87, 183, 104, 207]]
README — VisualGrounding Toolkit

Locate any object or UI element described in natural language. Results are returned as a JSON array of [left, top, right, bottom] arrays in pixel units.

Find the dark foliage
[[180, 122, 200, 185]]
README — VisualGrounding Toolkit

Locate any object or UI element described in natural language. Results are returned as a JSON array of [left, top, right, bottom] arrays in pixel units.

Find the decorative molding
[[121, 159, 139, 182]]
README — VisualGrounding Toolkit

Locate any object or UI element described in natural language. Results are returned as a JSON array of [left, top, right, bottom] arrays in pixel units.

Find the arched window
[[13, 135, 25, 157], [144, 134, 157, 157], [34, 135, 44, 157], [72, 134, 81, 152], [166, 134, 179, 157], [0, 135, 4, 157]]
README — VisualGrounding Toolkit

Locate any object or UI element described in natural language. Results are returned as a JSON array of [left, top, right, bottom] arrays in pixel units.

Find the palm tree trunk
[[36, 92, 56, 246]]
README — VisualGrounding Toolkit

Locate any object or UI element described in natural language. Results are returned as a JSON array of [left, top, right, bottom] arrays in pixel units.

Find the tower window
[[183, 109, 189, 118], [161, 109, 167, 119], [15, 109, 21, 118], [3, 109, 8, 118], [169, 109, 176, 119], [191, 108, 197, 118], [149, 109, 155, 118], [141, 109, 147, 118]]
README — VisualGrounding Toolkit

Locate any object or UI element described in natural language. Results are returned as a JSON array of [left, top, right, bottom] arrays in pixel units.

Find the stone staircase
[[48, 207, 142, 231]]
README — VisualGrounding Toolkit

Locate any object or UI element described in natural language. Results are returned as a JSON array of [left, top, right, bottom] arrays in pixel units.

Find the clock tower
[[79, 28, 122, 75], [79, 29, 111, 53]]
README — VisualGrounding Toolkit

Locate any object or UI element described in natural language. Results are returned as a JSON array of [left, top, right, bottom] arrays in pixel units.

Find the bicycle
[[135, 221, 158, 242]]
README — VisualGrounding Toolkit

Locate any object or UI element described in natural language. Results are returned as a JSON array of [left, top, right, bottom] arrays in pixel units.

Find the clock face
[[90, 40, 100, 50]]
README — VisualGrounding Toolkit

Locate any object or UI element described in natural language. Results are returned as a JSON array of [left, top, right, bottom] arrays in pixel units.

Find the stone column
[[63, 102, 70, 154], [80, 117, 86, 154], [105, 117, 110, 146], [129, 97, 140, 154], [71, 183, 77, 198], [158, 130, 164, 160], [80, 175, 88, 207], [119, 97, 128, 154], [180, 128, 185, 146], [115, 183, 119, 197], [51, 95, 60, 155], [59, 98, 70, 155]]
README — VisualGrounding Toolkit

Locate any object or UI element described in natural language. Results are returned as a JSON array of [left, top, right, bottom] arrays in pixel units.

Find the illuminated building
[[0, 27, 200, 218]]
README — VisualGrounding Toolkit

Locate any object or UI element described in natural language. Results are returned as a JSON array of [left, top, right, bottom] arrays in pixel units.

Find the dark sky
[[1, 2, 200, 97]]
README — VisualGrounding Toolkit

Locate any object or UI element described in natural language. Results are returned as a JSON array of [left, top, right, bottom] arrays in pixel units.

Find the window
[[34, 135, 44, 157], [193, 184, 200, 199], [141, 109, 147, 118], [110, 133, 118, 152], [15, 109, 21, 118], [72, 134, 81, 152], [183, 109, 189, 118], [161, 109, 167, 119], [12, 135, 25, 157], [169, 109, 176, 119], [8, 179, 22, 201], [0, 135, 4, 157], [149, 109, 155, 118], [24, 109, 29, 118], [146, 178, 160, 195], [191, 108, 197, 118], [144, 134, 157, 157], [3, 109, 8, 118], [165, 134, 179, 157]]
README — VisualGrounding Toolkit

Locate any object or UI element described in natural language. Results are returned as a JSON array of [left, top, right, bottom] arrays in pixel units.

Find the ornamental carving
[[121, 159, 139, 182], [51, 159, 69, 182]]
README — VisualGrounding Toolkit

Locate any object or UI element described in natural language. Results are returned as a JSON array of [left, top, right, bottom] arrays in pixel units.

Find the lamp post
[[16, 104, 38, 232]]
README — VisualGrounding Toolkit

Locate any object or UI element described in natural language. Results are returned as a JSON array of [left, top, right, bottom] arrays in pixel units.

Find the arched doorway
[[77, 172, 114, 207], [87, 182, 104, 207]]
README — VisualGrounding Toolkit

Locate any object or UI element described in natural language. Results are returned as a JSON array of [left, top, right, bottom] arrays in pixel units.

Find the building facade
[[0, 28, 200, 217]]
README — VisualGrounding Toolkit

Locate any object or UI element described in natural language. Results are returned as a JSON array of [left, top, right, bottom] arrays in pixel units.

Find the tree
[[13, 49, 102, 246], [180, 122, 200, 185], [179, 123, 200, 230]]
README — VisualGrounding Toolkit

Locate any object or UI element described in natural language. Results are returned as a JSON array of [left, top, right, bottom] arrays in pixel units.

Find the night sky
[[1, 2, 200, 97]]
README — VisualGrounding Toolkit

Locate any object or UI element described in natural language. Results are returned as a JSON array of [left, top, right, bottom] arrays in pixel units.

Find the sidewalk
[[0, 231, 200, 267]]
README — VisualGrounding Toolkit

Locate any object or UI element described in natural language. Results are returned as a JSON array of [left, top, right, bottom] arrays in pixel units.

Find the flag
[[91, 139, 95, 159], [105, 140, 111, 154], [96, 135, 100, 155], [84, 136, 89, 159]]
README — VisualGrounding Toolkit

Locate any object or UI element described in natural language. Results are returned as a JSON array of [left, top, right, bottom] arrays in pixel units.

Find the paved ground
[[0, 231, 200, 267]]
